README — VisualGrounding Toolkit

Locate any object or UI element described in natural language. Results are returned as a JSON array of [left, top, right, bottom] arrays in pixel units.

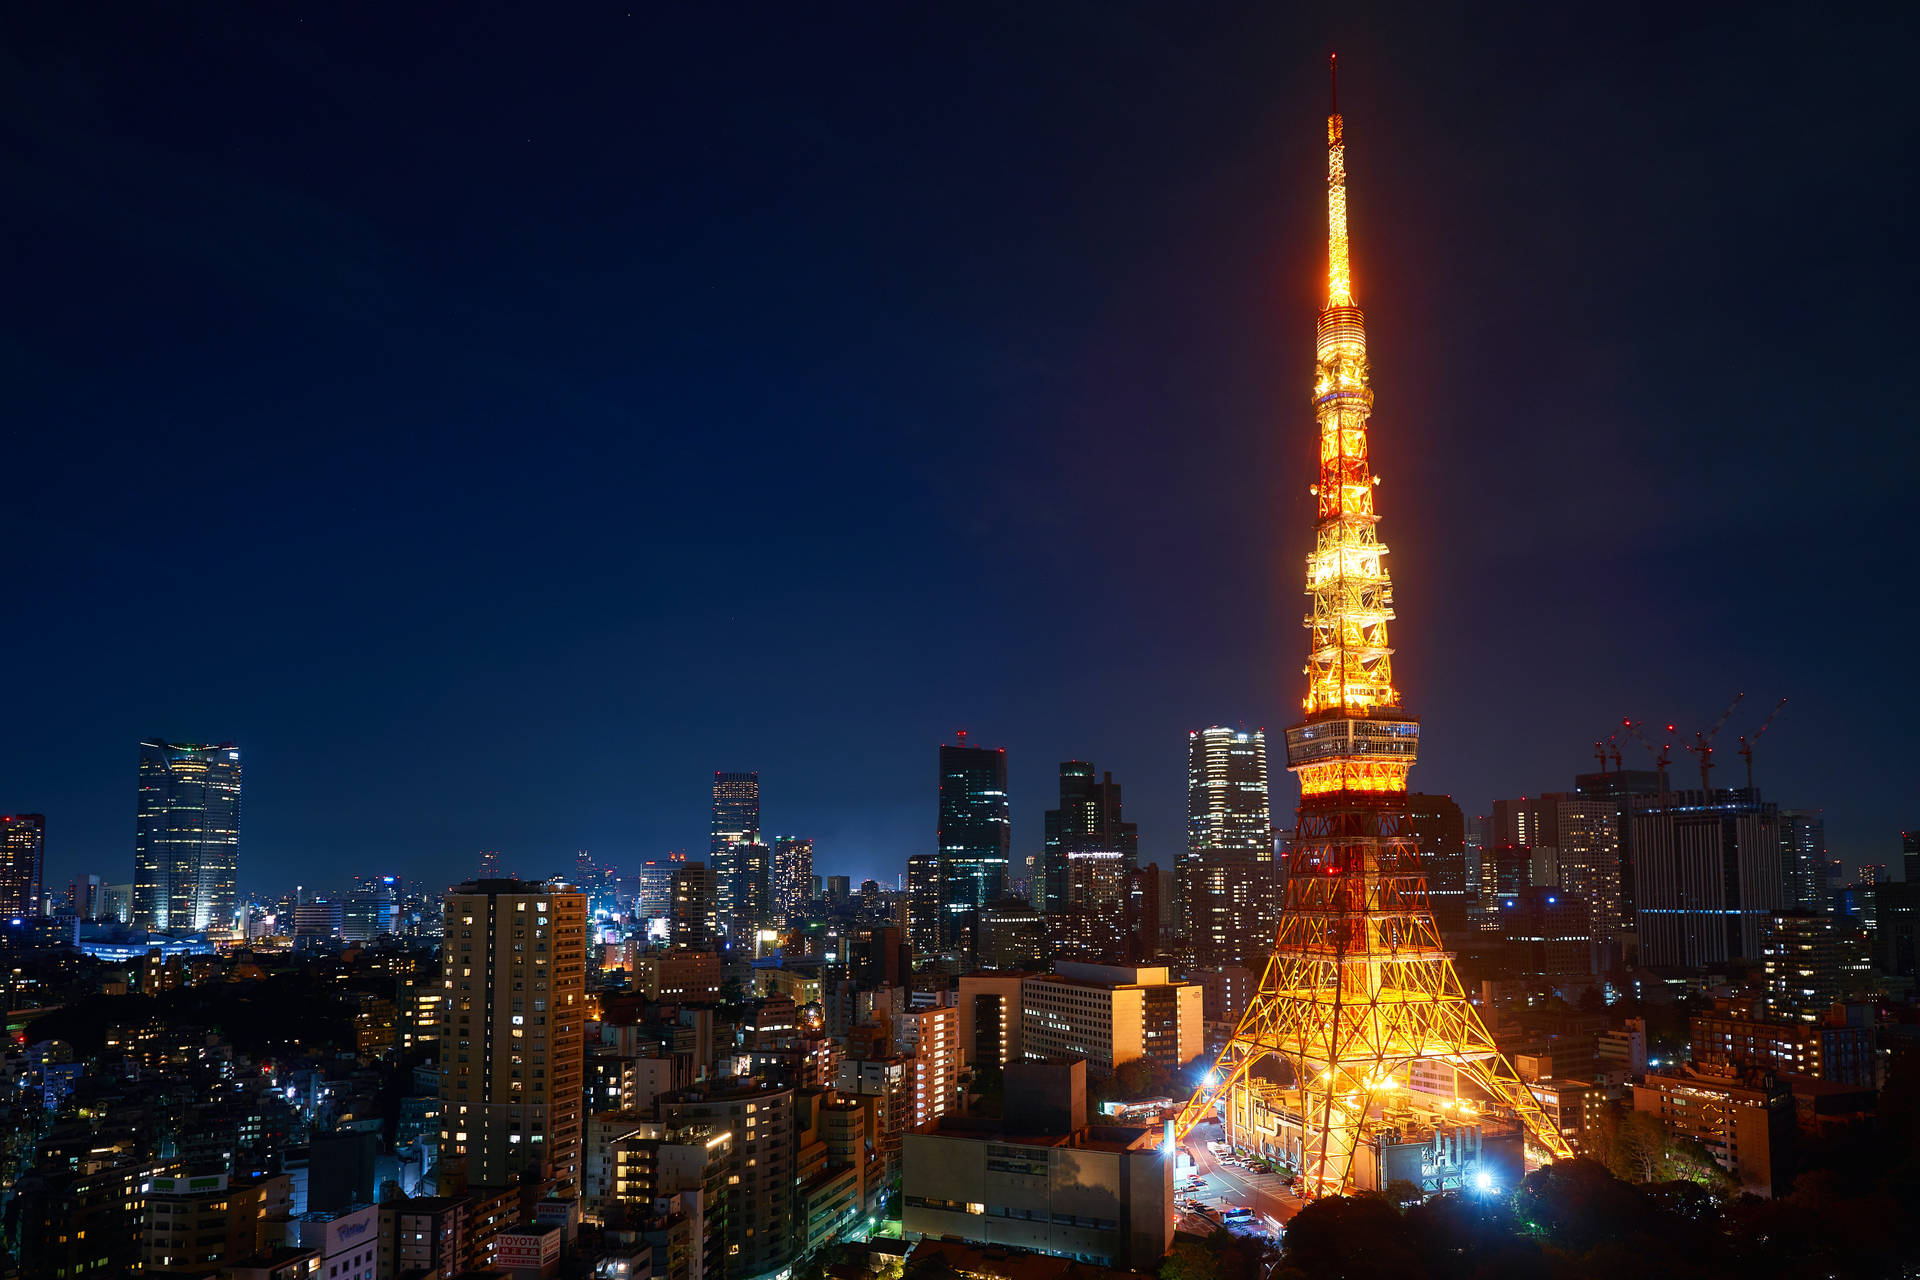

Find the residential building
[[133, 739, 242, 934], [143, 1171, 291, 1274], [772, 836, 813, 923], [440, 879, 589, 1194], [1690, 1002, 1876, 1088], [0, 812, 45, 918], [670, 862, 717, 950], [906, 854, 942, 955], [1632, 1067, 1794, 1197], [1019, 962, 1203, 1078], [1762, 910, 1867, 1022], [656, 1079, 794, 1280]]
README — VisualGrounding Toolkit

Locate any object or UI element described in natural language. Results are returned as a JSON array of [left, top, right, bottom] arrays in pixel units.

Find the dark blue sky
[[3, 3, 1915, 895]]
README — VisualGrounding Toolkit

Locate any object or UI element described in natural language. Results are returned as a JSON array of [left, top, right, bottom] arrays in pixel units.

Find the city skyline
[[4, 7, 1916, 894]]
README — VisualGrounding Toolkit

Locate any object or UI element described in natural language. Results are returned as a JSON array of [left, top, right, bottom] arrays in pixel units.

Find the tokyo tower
[[1172, 57, 1572, 1197]]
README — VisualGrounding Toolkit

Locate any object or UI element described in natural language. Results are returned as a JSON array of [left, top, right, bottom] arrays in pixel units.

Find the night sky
[[4, 3, 1916, 896]]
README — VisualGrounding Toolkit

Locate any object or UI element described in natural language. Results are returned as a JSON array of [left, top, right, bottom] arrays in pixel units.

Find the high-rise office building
[[710, 771, 760, 937], [936, 738, 1010, 955], [1041, 762, 1138, 916], [772, 835, 813, 922], [440, 879, 588, 1194], [1779, 811, 1829, 912], [1405, 795, 1466, 935], [636, 853, 685, 921], [132, 740, 241, 934], [1904, 830, 1920, 886], [0, 814, 46, 918], [1571, 769, 1663, 924], [710, 772, 760, 851], [1632, 789, 1785, 966], [1181, 728, 1273, 967], [1762, 910, 1867, 1022]]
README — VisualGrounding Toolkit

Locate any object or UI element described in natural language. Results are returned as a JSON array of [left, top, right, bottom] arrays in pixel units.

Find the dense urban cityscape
[[5, 7, 1918, 1280]]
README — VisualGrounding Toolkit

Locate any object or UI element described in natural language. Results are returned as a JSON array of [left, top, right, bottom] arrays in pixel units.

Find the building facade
[[133, 740, 241, 934], [771, 836, 813, 923], [1020, 963, 1202, 1078], [1181, 728, 1273, 968], [0, 812, 46, 918], [936, 740, 1011, 956], [1632, 790, 1785, 966], [1042, 762, 1138, 916], [440, 879, 589, 1194]]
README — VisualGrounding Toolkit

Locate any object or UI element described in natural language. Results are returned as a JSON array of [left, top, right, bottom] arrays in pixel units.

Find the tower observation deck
[[1172, 57, 1572, 1197]]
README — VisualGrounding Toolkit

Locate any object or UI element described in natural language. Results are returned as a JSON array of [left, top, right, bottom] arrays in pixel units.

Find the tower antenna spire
[[1329, 50, 1338, 115]]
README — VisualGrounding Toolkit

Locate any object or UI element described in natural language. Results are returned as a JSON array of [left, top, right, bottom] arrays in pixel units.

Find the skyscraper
[[1779, 810, 1829, 911], [710, 771, 760, 937], [936, 738, 1010, 955], [636, 853, 685, 921], [905, 854, 942, 955], [1632, 789, 1785, 966], [132, 740, 241, 934], [440, 879, 587, 1194], [669, 862, 717, 950], [772, 835, 814, 922], [1180, 727, 1273, 967], [710, 771, 760, 852], [1405, 795, 1466, 935], [1041, 762, 1138, 916], [0, 814, 46, 918], [1176, 65, 1567, 1194]]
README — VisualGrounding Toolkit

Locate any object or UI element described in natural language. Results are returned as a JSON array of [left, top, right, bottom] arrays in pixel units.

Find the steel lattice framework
[[1172, 60, 1572, 1196]]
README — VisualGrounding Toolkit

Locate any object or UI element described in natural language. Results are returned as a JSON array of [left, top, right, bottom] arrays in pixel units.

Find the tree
[[1277, 1193, 1419, 1280]]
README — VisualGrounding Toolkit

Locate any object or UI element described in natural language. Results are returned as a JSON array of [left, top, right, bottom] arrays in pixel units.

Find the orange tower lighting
[[1172, 55, 1572, 1196]]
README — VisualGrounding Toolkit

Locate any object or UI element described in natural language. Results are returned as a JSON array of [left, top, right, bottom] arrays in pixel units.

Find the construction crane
[[1737, 698, 1788, 793], [1624, 718, 1674, 793], [1682, 692, 1745, 798]]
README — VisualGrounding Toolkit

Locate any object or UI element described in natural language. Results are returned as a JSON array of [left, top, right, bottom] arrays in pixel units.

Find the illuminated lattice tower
[[1173, 59, 1571, 1196]]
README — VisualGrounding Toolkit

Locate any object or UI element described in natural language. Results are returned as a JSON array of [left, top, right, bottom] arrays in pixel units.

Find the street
[[1176, 1116, 1306, 1240]]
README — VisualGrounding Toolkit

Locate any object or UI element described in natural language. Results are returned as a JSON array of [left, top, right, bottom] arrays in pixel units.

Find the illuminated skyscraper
[[1779, 810, 1829, 912], [1405, 795, 1466, 935], [906, 853, 942, 955], [1180, 728, 1273, 967], [0, 814, 46, 918], [772, 835, 814, 922], [132, 740, 240, 934], [440, 879, 587, 1194], [1176, 61, 1568, 1194], [710, 771, 760, 853], [1042, 762, 1138, 916], [936, 738, 1010, 956], [710, 771, 760, 936]]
